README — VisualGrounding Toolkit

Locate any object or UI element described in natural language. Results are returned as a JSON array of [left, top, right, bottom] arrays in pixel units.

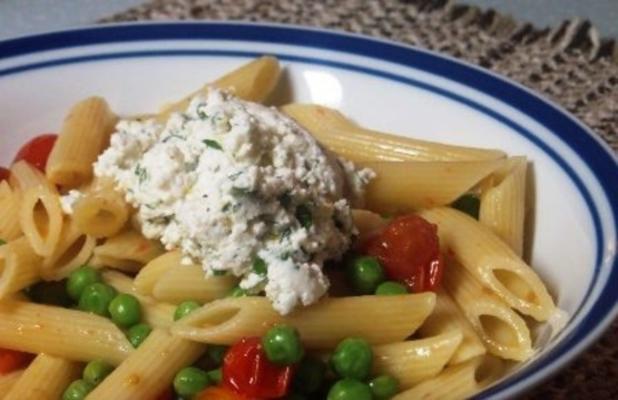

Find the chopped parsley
[[162, 133, 185, 142], [222, 203, 231, 212], [295, 204, 313, 229], [203, 139, 223, 150], [134, 164, 148, 184], [252, 257, 267, 276], [278, 192, 291, 208], [228, 171, 243, 181], [197, 107, 209, 120], [231, 186, 254, 197]]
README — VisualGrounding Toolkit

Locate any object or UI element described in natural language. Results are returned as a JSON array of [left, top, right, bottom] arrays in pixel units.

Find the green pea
[[346, 256, 385, 294], [375, 281, 408, 296], [327, 378, 372, 400], [452, 193, 480, 219], [27, 280, 72, 307], [78, 283, 117, 316], [67, 266, 102, 300], [173, 367, 210, 397], [330, 338, 372, 380], [62, 379, 95, 400], [206, 368, 222, 384], [206, 345, 228, 366], [127, 323, 152, 348], [108, 293, 142, 327], [83, 360, 114, 386], [369, 375, 399, 399], [174, 300, 200, 321], [262, 325, 304, 365], [227, 286, 248, 298], [292, 356, 326, 394]]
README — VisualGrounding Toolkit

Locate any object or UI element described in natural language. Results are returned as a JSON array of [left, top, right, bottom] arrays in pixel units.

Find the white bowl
[[0, 22, 616, 399]]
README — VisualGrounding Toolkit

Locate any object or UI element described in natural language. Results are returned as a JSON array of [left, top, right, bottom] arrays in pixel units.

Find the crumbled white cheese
[[94, 88, 373, 314], [60, 189, 83, 214]]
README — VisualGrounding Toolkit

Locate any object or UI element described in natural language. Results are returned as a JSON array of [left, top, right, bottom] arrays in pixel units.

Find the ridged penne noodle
[[0, 371, 23, 396], [41, 218, 96, 280], [4, 353, 81, 400], [9, 160, 49, 192], [90, 229, 164, 272], [373, 330, 463, 389], [19, 184, 63, 257], [392, 355, 504, 400], [362, 160, 504, 214], [443, 262, 533, 361], [103, 270, 175, 328], [87, 329, 205, 400], [480, 156, 527, 256], [0, 237, 42, 299], [172, 294, 435, 348], [73, 177, 130, 238], [0, 299, 133, 364], [158, 56, 281, 120], [281, 104, 505, 162], [46, 97, 118, 188], [134, 251, 180, 295], [0, 181, 22, 240], [418, 289, 486, 365], [419, 207, 555, 321], [352, 209, 387, 243]]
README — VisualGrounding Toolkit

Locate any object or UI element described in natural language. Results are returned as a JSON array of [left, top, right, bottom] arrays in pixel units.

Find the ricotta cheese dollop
[[94, 89, 373, 314]]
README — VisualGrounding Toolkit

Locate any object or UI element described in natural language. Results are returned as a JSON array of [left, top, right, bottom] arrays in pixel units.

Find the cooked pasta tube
[[373, 330, 463, 389], [103, 270, 175, 328], [87, 329, 205, 400], [392, 355, 504, 400], [480, 156, 527, 256], [158, 56, 281, 120], [9, 160, 49, 192], [0, 299, 133, 364], [0, 370, 23, 395], [419, 207, 555, 321], [418, 289, 486, 365], [0, 237, 43, 299], [41, 218, 96, 280], [172, 294, 435, 348], [72, 177, 130, 238], [4, 353, 81, 400], [0, 182, 22, 241], [363, 160, 504, 214], [90, 229, 164, 272], [46, 97, 118, 188], [281, 104, 505, 162], [134, 251, 180, 295], [352, 209, 387, 243], [18, 184, 63, 257], [443, 263, 533, 361]]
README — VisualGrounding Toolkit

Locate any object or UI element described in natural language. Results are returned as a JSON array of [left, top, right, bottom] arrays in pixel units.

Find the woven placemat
[[103, 1, 617, 398]]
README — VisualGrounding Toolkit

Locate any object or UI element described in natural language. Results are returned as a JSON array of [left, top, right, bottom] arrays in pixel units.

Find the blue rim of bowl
[[0, 22, 616, 398]]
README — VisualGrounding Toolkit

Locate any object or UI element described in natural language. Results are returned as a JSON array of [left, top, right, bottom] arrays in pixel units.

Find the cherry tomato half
[[223, 337, 295, 399], [0, 349, 33, 375], [363, 214, 444, 292], [196, 386, 252, 400], [0, 167, 9, 182], [13, 133, 58, 172]]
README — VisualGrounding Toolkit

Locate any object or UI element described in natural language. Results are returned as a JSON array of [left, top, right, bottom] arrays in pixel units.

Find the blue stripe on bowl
[[0, 23, 616, 399]]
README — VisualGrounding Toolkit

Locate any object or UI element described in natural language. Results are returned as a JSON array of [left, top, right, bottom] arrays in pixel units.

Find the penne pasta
[[134, 251, 180, 295], [0, 370, 24, 396], [9, 160, 49, 192], [480, 156, 528, 256], [73, 177, 130, 238], [392, 355, 503, 400], [19, 184, 64, 257], [87, 329, 205, 400], [4, 353, 81, 400], [158, 56, 281, 120], [281, 104, 506, 162], [0, 181, 22, 240], [41, 218, 96, 280], [419, 207, 555, 321], [0, 299, 133, 365], [352, 209, 387, 243], [362, 160, 505, 214], [418, 289, 486, 365], [103, 270, 175, 328], [0, 237, 43, 299], [172, 294, 435, 348], [90, 229, 164, 273], [46, 97, 118, 188], [442, 261, 533, 361], [373, 330, 463, 389]]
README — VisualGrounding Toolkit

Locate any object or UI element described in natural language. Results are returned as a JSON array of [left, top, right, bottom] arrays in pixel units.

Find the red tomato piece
[[153, 388, 174, 400], [196, 386, 253, 400], [13, 133, 58, 172], [0, 349, 33, 375], [222, 337, 295, 399], [364, 214, 444, 292], [0, 167, 9, 182]]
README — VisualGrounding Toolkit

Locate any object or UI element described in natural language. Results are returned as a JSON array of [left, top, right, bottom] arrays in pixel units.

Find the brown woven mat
[[102, 0, 618, 398]]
